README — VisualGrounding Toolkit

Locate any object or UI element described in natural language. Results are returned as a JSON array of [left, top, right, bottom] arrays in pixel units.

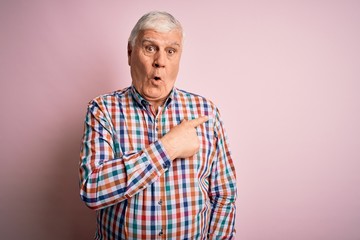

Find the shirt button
[[158, 199, 162, 205], [159, 229, 163, 236]]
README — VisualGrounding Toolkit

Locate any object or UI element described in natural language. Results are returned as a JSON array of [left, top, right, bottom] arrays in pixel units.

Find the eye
[[167, 48, 176, 55], [145, 45, 157, 53]]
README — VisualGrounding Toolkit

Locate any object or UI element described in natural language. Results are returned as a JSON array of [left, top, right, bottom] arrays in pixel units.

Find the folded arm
[[79, 101, 171, 210]]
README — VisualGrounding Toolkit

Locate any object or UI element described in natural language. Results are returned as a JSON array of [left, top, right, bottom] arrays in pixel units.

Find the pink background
[[1, 1, 360, 239]]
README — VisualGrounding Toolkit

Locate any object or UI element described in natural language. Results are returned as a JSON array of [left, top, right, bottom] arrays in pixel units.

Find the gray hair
[[128, 11, 183, 47]]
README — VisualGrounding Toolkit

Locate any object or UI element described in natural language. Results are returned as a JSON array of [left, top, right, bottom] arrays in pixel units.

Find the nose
[[153, 51, 166, 68]]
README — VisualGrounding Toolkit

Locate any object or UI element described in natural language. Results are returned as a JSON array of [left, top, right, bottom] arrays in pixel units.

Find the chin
[[144, 91, 163, 100]]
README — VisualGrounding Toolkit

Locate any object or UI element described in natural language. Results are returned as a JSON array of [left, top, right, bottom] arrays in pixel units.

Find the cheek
[[170, 63, 180, 77], [132, 53, 151, 72], [132, 64, 147, 79]]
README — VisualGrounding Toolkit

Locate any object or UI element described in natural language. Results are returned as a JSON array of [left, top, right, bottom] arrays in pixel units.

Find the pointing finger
[[187, 116, 209, 128]]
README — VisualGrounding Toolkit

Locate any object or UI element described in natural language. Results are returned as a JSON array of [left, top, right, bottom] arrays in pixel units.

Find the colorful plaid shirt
[[79, 86, 237, 239]]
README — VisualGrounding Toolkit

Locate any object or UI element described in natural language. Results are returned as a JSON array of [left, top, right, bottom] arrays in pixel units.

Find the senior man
[[79, 11, 237, 239]]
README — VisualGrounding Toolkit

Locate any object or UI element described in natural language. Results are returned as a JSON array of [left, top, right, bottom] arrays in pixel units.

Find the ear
[[127, 43, 132, 66]]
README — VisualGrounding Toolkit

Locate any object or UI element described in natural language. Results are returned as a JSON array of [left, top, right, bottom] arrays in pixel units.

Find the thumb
[[187, 116, 209, 128]]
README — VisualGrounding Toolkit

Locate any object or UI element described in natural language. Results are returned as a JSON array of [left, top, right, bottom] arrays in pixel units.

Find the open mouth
[[154, 76, 161, 81]]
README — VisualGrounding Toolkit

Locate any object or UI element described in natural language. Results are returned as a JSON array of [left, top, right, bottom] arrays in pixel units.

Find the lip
[[150, 76, 163, 85], [151, 73, 162, 81]]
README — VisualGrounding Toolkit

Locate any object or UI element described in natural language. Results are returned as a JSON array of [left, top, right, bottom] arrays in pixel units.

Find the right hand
[[161, 116, 209, 160]]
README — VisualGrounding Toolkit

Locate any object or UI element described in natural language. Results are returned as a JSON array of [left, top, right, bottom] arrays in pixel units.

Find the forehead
[[137, 29, 182, 47]]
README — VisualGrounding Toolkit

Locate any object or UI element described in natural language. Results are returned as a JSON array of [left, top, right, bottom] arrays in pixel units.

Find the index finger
[[187, 116, 209, 128]]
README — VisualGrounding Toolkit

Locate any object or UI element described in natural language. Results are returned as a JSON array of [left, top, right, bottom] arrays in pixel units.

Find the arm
[[207, 110, 237, 239], [79, 100, 171, 210]]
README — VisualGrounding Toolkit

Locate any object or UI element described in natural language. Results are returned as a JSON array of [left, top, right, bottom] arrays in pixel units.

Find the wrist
[[160, 136, 178, 160]]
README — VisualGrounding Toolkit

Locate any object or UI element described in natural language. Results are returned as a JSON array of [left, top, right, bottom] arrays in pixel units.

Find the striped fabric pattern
[[79, 86, 237, 239]]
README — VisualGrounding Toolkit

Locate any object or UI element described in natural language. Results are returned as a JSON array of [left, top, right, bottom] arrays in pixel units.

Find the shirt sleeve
[[207, 108, 237, 239], [79, 99, 171, 210]]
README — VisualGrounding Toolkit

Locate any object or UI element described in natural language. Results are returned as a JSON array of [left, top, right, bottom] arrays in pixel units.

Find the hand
[[161, 116, 209, 160]]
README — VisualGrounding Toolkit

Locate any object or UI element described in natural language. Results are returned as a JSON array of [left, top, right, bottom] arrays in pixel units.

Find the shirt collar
[[130, 85, 176, 109]]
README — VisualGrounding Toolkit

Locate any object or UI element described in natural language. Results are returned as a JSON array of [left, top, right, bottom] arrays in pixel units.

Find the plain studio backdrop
[[1, 1, 359, 239]]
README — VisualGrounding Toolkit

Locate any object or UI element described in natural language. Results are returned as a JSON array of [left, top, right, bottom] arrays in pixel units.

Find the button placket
[[156, 107, 166, 239], [155, 118, 159, 132]]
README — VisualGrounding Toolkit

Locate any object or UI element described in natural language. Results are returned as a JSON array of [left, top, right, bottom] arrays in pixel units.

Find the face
[[128, 29, 182, 107]]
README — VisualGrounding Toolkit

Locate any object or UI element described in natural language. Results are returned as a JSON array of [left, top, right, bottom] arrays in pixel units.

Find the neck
[[150, 103, 162, 116]]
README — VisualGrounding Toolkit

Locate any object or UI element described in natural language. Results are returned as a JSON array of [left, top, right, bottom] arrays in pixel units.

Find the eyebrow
[[142, 38, 181, 47]]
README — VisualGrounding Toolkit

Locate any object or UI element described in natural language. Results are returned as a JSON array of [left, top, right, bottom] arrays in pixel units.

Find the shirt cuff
[[144, 140, 172, 176]]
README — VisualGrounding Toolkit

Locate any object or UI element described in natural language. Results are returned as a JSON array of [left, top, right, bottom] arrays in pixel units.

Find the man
[[79, 11, 237, 239]]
